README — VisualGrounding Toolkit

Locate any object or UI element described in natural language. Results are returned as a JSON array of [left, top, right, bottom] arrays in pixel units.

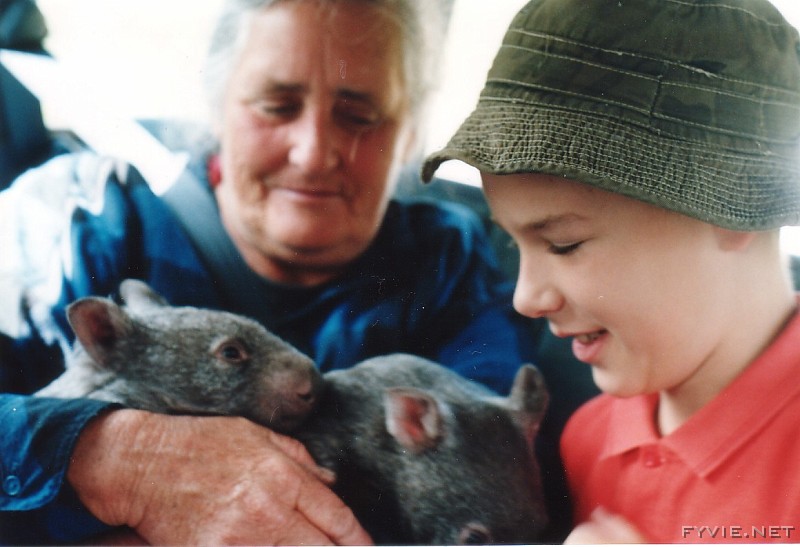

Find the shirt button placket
[[641, 445, 663, 468]]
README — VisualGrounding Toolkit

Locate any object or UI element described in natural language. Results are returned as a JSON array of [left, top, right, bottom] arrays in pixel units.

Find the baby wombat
[[293, 353, 550, 545], [36, 279, 321, 432]]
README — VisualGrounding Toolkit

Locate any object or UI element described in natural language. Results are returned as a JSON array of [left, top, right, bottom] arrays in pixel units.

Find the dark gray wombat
[[38, 280, 549, 544], [293, 353, 550, 545], [36, 279, 321, 431]]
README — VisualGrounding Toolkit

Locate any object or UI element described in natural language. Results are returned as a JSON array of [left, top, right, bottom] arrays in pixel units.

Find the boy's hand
[[564, 507, 646, 544]]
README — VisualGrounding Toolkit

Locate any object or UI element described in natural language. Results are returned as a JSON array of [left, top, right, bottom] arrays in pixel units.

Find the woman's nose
[[513, 259, 564, 319], [287, 111, 340, 174]]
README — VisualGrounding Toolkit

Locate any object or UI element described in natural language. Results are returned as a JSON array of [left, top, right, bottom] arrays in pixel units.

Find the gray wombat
[[294, 353, 550, 545], [39, 280, 549, 544], [36, 279, 321, 431]]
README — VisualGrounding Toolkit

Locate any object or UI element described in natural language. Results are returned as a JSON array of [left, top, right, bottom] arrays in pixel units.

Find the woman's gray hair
[[203, 0, 446, 132]]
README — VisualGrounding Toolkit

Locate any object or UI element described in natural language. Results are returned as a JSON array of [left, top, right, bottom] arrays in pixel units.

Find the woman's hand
[[68, 409, 372, 545]]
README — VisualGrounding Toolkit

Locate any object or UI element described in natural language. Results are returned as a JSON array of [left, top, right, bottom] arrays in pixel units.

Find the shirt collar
[[601, 300, 800, 477]]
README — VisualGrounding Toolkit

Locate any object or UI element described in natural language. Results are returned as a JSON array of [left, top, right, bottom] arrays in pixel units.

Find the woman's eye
[[340, 113, 378, 129], [337, 113, 380, 131], [256, 100, 300, 119], [334, 103, 381, 130], [548, 241, 583, 255]]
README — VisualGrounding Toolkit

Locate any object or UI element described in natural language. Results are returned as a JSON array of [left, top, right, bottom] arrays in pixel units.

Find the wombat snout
[[288, 369, 320, 408], [260, 355, 323, 430], [296, 380, 317, 403]]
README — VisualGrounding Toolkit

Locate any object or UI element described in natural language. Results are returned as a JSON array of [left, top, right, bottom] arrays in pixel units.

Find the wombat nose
[[297, 385, 315, 402], [295, 378, 319, 406]]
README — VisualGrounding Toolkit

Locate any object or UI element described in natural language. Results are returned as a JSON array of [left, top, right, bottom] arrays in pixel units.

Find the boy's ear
[[713, 227, 758, 252]]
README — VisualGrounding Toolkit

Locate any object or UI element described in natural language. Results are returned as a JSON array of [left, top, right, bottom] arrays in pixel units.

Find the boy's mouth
[[570, 329, 609, 363], [575, 331, 605, 344]]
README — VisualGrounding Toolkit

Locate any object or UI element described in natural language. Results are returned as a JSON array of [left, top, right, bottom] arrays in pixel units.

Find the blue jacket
[[0, 153, 538, 544]]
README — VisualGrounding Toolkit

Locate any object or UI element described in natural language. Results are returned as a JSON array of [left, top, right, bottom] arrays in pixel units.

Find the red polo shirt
[[562, 305, 800, 543]]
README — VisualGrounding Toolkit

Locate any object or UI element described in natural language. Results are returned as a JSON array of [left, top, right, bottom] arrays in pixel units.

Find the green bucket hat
[[422, 0, 800, 230]]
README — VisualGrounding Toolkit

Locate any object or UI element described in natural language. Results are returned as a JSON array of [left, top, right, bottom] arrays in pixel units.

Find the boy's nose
[[513, 260, 564, 319]]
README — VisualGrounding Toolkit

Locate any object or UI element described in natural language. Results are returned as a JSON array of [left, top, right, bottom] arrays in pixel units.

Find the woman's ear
[[713, 227, 758, 252]]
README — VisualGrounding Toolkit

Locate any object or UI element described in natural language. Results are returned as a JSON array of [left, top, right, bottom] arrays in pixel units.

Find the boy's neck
[[657, 257, 797, 436]]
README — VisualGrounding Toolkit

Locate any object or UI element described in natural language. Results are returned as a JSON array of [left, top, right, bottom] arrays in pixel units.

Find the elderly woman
[[0, 0, 540, 544]]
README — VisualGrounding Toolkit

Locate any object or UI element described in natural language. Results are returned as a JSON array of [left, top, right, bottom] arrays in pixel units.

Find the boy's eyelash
[[548, 242, 582, 255]]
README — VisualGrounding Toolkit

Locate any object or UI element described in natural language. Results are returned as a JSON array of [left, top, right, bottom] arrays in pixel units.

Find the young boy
[[424, 0, 800, 542]]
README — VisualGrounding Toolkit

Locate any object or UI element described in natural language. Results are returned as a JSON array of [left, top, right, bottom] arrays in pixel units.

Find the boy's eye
[[548, 241, 583, 255]]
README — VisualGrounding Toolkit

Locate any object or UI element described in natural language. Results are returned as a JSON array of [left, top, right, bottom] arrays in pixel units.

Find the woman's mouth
[[279, 186, 339, 198]]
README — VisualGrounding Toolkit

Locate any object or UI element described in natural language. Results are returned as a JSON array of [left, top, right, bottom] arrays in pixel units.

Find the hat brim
[[423, 96, 800, 231]]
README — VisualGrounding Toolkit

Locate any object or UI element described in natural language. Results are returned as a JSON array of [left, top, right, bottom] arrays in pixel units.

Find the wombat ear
[[506, 364, 549, 446], [384, 388, 445, 453], [67, 297, 133, 370], [119, 278, 169, 311]]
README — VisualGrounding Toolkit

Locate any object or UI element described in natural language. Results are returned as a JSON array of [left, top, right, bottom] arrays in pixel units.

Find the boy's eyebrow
[[527, 214, 588, 232], [491, 213, 589, 233]]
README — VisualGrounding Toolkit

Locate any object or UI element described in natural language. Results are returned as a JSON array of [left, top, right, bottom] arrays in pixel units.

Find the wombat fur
[[293, 353, 550, 545], [38, 281, 549, 544], [36, 279, 321, 431]]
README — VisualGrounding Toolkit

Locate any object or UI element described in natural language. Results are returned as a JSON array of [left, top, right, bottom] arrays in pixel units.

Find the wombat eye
[[214, 340, 249, 364], [458, 523, 492, 545]]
